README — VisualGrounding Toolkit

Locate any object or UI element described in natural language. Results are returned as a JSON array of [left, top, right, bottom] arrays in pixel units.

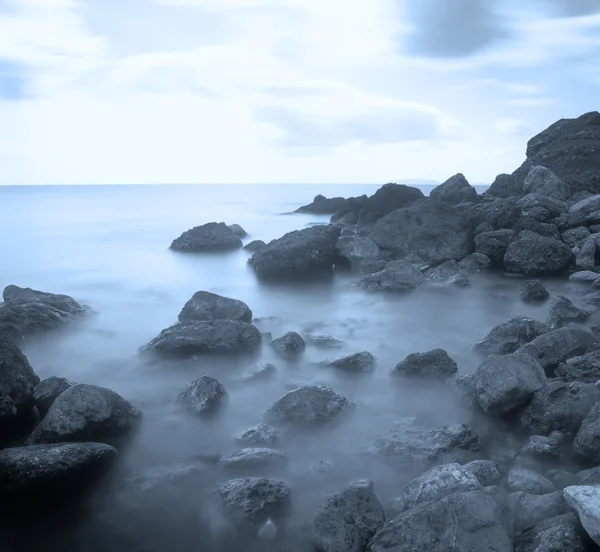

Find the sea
[[0, 183, 590, 552]]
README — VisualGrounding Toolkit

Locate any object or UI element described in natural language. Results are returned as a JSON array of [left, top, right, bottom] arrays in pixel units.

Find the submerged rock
[[390, 349, 457, 380], [504, 234, 574, 275], [520, 279, 550, 303], [357, 260, 425, 291], [170, 222, 242, 252], [473, 316, 549, 356], [564, 485, 600, 547], [306, 335, 344, 349], [457, 252, 492, 271], [178, 291, 252, 323], [271, 331, 306, 359], [33, 376, 72, 418], [318, 352, 376, 373], [177, 376, 228, 417]]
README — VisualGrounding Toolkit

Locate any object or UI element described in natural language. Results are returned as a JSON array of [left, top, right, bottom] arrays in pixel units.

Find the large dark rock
[[27, 383, 141, 445], [504, 234, 574, 275], [243, 240, 267, 253], [249, 225, 342, 280], [507, 468, 555, 495], [563, 227, 591, 248], [143, 320, 262, 359], [546, 295, 590, 330], [356, 183, 424, 228], [368, 487, 513, 552], [463, 460, 501, 487], [390, 349, 457, 380], [474, 229, 516, 265], [178, 291, 252, 323], [296, 194, 368, 215], [511, 490, 570, 532], [514, 512, 586, 552], [473, 317, 549, 356], [0, 285, 86, 342], [177, 376, 228, 417], [33, 376, 72, 418], [512, 111, 600, 195], [335, 236, 381, 271], [523, 166, 571, 201], [563, 485, 600, 547], [573, 403, 600, 464], [429, 173, 477, 205], [564, 195, 600, 228], [313, 484, 385, 552], [369, 199, 474, 263], [485, 173, 523, 198], [520, 280, 550, 304], [468, 197, 520, 233], [357, 260, 425, 291], [170, 222, 242, 252], [271, 331, 306, 359], [318, 352, 376, 373], [517, 193, 568, 222], [556, 349, 600, 383]]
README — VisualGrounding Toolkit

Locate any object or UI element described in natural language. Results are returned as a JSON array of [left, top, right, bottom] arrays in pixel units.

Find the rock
[[368, 487, 513, 552], [213, 477, 291, 534], [241, 363, 276, 383], [517, 193, 568, 222], [178, 291, 252, 323], [457, 252, 492, 271], [0, 339, 39, 441], [356, 183, 424, 228], [369, 199, 474, 263], [27, 383, 141, 445], [264, 386, 354, 428], [469, 198, 520, 234], [177, 376, 228, 417], [243, 239, 267, 252], [523, 166, 571, 201], [546, 470, 580, 490], [423, 260, 470, 285], [357, 260, 425, 291], [473, 316, 549, 356], [143, 319, 262, 359], [331, 210, 360, 225], [350, 479, 374, 491], [475, 352, 546, 416], [485, 173, 523, 198], [271, 331, 306, 359], [563, 227, 591, 248], [359, 260, 388, 275], [546, 296, 590, 330], [520, 280, 550, 303], [313, 485, 385, 552], [217, 448, 286, 472], [519, 381, 600, 436], [306, 460, 336, 478], [0, 442, 117, 501], [514, 512, 587, 552], [429, 173, 478, 205], [306, 335, 344, 349], [170, 222, 242, 252], [0, 285, 86, 342], [33, 376, 72, 418], [449, 373, 479, 409], [570, 271, 600, 282], [573, 403, 600, 464], [504, 234, 574, 275], [511, 490, 570, 532], [390, 349, 458, 380], [565, 195, 600, 228], [403, 463, 482, 509], [575, 236, 599, 271], [474, 229, 516, 265], [318, 352, 376, 373], [227, 224, 247, 238], [556, 350, 600, 383], [335, 235, 381, 271], [508, 469, 555, 495], [463, 460, 501, 487], [235, 423, 280, 447], [578, 467, 600, 485], [295, 193, 368, 215], [249, 225, 342, 280], [521, 432, 565, 460], [564, 485, 600, 546]]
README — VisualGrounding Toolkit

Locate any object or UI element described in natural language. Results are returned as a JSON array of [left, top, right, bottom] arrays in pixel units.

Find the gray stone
[[473, 317, 549, 356], [271, 331, 306, 359], [296, 193, 368, 215], [235, 423, 280, 447], [546, 296, 590, 330], [514, 513, 586, 552], [485, 173, 522, 198], [511, 490, 570, 532], [517, 193, 568, 222], [573, 403, 600, 464], [306, 335, 344, 349], [463, 460, 501, 487], [319, 352, 376, 373], [391, 349, 457, 380], [520, 280, 550, 303], [504, 234, 574, 275], [570, 270, 600, 282], [564, 485, 600, 546], [335, 235, 381, 270], [178, 291, 252, 323], [508, 469, 555, 495], [565, 195, 600, 227], [33, 376, 72, 418], [521, 432, 565, 460], [357, 260, 425, 291], [475, 229, 516, 265], [563, 227, 591, 248], [457, 252, 492, 271], [449, 374, 479, 409], [217, 448, 286, 472], [578, 467, 600, 485], [429, 173, 477, 205], [424, 260, 470, 286], [227, 224, 247, 238], [556, 350, 600, 383], [177, 376, 228, 417], [170, 222, 242, 252], [357, 183, 424, 229], [243, 239, 267, 253], [575, 236, 599, 272], [523, 166, 571, 201]]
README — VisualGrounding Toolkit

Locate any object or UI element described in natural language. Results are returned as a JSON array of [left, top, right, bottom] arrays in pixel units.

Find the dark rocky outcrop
[[522, 166, 571, 201], [463, 460, 500, 487], [356, 183, 424, 229], [177, 376, 228, 417], [504, 233, 574, 275], [227, 224, 247, 238], [457, 252, 492, 271], [318, 352, 376, 373], [33, 376, 72, 418], [296, 194, 368, 215], [178, 291, 252, 324], [546, 295, 590, 330], [243, 240, 267, 253], [170, 222, 243, 252], [473, 316, 549, 356], [271, 331, 306, 359], [390, 349, 457, 380], [563, 485, 600, 547], [357, 260, 425, 292], [474, 229, 516, 265], [520, 279, 550, 303], [517, 192, 567, 222], [423, 260, 470, 286], [429, 173, 477, 205], [334, 235, 381, 271], [562, 227, 591, 248], [564, 195, 600, 229]]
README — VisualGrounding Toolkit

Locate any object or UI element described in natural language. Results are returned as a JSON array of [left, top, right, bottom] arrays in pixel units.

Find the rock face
[[566, 196, 600, 228], [356, 183, 424, 228], [271, 331, 306, 359], [335, 236, 381, 271], [368, 487, 513, 552], [563, 227, 591, 248], [313, 485, 385, 552], [390, 349, 457, 380], [507, 468, 555, 495], [514, 512, 587, 552], [511, 490, 570, 532], [177, 376, 228, 417], [512, 111, 600, 195], [564, 485, 600, 546], [475, 353, 546, 416], [523, 166, 571, 201], [264, 386, 354, 428], [217, 448, 286, 472], [178, 291, 252, 324], [504, 234, 574, 275], [28, 383, 141, 445], [295, 193, 368, 215], [318, 352, 376, 373], [143, 320, 262, 358], [0, 285, 86, 342], [429, 173, 478, 205], [250, 225, 342, 280], [0, 442, 117, 500], [573, 403, 600, 463], [357, 260, 425, 291], [213, 477, 291, 534], [33, 376, 72, 417], [520, 280, 550, 303], [170, 222, 243, 252], [474, 229, 516, 265], [369, 199, 474, 263], [473, 317, 549, 356]]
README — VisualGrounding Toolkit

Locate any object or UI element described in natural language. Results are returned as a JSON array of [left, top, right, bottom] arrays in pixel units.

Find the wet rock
[[335, 235, 381, 271], [390, 349, 457, 380], [356, 183, 424, 229], [514, 512, 586, 552], [227, 224, 247, 238], [511, 490, 570, 532], [143, 319, 262, 358], [504, 234, 574, 275], [521, 432, 565, 460], [318, 352, 375, 373], [475, 229, 516, 265], [271, 331, 306, 359], [0, 285, 86, 342], [306, 335, 344, 349], [178, 291, 252, 324], [563, 227, 591, 248], [556, 350, 600, 383], [177, 376, 228, 417], [523, 166, 571, 201], [33, 376, 72, 418], [369, 487, 512, 552], [517, 193, 568, 222], [546, 296, 590, 330], [520, 280, 550, 303], [250, 225, 342, 280], [475, 352, 546, 416], [369, 198, 474, 263], [217, 448, 286, 472], [473, 316, 549, 356], [357, 260, 425, 291], [423, 259, 470, 286], [564, 485, 600, 546], [243, 239, 267, 253], [313, 485, 385, 552], [170, 222, 242, 252], [213, 477, 291, 534], [508, 469, 555, 495], [296, 193, 368, 215], [429, 173, 477, 205], [573, 403, 600, 464], [235, 423, 280, 447], [264, 385, 354, 428], [457, 252, 492, 271], [28, 383, 141, 445], [463, 460, 500, 487]]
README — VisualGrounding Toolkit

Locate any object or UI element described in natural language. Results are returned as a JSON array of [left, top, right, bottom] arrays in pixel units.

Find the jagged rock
[[318, 352, 375, 373], [170, 222, 242, 252], [335, 235, 381, 271], [475, 229, 517, 265], [228, 224, 248, 238], [563, 227, 591, 248], [564, 485, 600, 546], [546, 295, 590, 330], [390, 349, 457, 380], [357, 260, 425, 291], [177, 376, 228, 417], [429, 173, 477, 205], [178, 291, 252, 323], [514, 513, 587, 552], [511, 490, 570, 532], [556, 350, 600, 383], [457, 252, 492, 271], [504, 234, 574, 275], [331, 210, 359, 225], [295, 194, 368, 215], [473, 317, 549, 356], [235, 423, 280, 447], [520, 280, 550, 303], [523, 166, 571, 201], [573, 403, 600, 464], [33, 376, 72, 418], [356, 183, 424, 228], [271, 331, 306, 359], [485, 173, 523, 198], [244, 239, 267, 252], [470, 197, 520, 233], [423, 260, 470, 285], [508, 469, 555, 495], [217, 448, 286, 472], [463, 460, 501, 487]]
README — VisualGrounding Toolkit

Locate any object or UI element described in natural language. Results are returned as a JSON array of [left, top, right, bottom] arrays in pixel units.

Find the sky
[[0, 0, 599, 185]]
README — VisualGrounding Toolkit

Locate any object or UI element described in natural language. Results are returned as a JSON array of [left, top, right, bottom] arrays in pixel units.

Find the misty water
[[0, 183, 595, 551]]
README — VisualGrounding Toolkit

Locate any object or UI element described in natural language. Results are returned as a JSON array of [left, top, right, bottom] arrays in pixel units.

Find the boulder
[[473, 316, 549, 356], [170, 222, 243, 252], [423, 260, 470, 286], [429, 173, 477, 205], [390, 349, 458, 380], [514, 513, 587, 552], [546, 296, 590, 330], [511, 490, 570, 532], [521, 432, 565, 461], [570, 270, 600, 282], [143, 320, 262, 359], [240, 363, 276, 383], [243, 240, 267, 253], [264, 385, 354, 428], [295, 193, 368, 215], [356, 183, 424, 228], [470, 198, 520, 233], [335, 235, 381, 271], [33, 376, 72, 418], [306, 335, 345, 349], [177, 376, 228, 417], [563, 227, 591, 248], [357, 260, 425, 291], [517, 193, 567, 222], [520, 280, 550, 303], [313, 485, 385, 552], [573, 403, 600, 464], [178, 291, 252, 323], [217, 448, 286, 472], [564, 485, 600, 547], [474, 352, 546, 416], [235, 423, 280, 447], [504, 234, 574, 275], [556, 350, 600, 383], [27, 383, 141, 445], [474, 229, 516, 265], [485, 173, 523, 198], [457, 252, 492, 271], [508, 468, 555, 495], [271, 331, 306, 359], [449, 373, 479, 409], [227, 224, 247, 238], [463, 460, 501, 487], [565, 195, 600, 228], [369, 199, 474, 263], [318, 352, 376, 373], [250, 225, 342, 280], [0, 285, 86, 342], [523, 166, 571, 201], [575, 235, 599, 271], [578, 467, 600, 485]]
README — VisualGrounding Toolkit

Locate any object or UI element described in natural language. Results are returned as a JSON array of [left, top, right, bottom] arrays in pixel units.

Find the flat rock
[[391, 349, 457, 380], [508, 468, 555, 495], [170, 222, 242, 252], [357, 260, 425, 291], [177, 376, 228, 417], [546, 295, 590, 330], [504, 234, 574, 275], [573, 403, 600, 464], [33, 376, 72, 418], [473, 316, 549, 356], [564, 485, 600, 546], [217, 448, 286, 472], [271, 331, 306, 359], [356, 183, 424, 229], [178, 291, 252, 323], [429, 173, 477, 205], [318, 352, 375, 373], [514, 512, 586, 552], [520, 280, 550, 303], [235, 423, 280, 447]]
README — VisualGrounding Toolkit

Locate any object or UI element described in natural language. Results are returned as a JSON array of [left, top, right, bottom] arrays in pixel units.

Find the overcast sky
[[1, 0, 599, 185]]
